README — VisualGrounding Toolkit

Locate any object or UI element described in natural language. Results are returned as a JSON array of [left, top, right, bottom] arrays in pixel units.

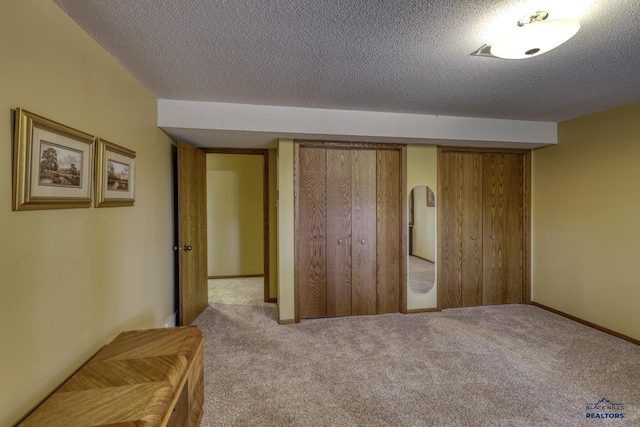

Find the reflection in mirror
[[409, 185, 436, 295]]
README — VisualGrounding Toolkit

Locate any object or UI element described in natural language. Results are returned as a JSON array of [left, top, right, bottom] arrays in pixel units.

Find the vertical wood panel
[[352, 150, 378, 315], [483, 154, 524, 305], [326, 150, 352, 317], [376, 150, 401, 314], [297, 147, 327, 318], [178, 141, 208, 326], [460, 153, 483, 307], [438, 151, 463, 309]]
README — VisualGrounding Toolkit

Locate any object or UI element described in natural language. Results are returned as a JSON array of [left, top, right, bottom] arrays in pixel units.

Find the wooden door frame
[[294, 140, 407, 322], [437, 146, 532, 309], [203, 148, 273, 303]]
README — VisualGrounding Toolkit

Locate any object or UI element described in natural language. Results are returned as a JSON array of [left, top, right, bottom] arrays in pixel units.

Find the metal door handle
[[361, 239, 366, 244], [184, 245, 193, 251], [173, 245, 193, 251], [491, 235, 495, 240], [338, 239, 343, 245], [471, 236, 477, 240]]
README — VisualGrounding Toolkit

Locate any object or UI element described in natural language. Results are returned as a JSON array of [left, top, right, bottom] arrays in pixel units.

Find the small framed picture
[[426, 186, 436, 207], [13, 108, 95, 211], [95, 138, 136, 207]]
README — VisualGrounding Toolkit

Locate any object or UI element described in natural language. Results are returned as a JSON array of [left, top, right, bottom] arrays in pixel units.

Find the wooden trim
[[407, 307, 441, 314], [203, 148, 271, 303], [439, 146, 530, 155], [265, 297, 277, 303], [436, 147, 444, 311], [208, 274, 264, 279], [523, 151, 532, 304], [278, 318, 296, 325], [399, 145, 408, 314], [296, 139, 403, 151], [293, 142, 301, 323], [531, 302, 640, 346]]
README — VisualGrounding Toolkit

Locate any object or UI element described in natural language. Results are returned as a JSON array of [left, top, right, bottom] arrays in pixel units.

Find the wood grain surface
[[326, 149, 353, 317], [351, 150, 377, 316], [178, 141, 209, 326], [460, 153, 483, 307], [20, 327, 204, 427], [482, 154, 524, 305], [376, 150, 401, 314], [297, 147, 327, 318]]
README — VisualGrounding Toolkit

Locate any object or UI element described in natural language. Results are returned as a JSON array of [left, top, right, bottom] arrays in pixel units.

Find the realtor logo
[[586, 398, 625, 419]]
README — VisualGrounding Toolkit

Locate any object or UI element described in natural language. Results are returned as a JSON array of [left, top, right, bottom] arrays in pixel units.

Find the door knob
[[184, 245, 193, 251], [491, 235, 495, 240], [173, 245, 193, 251], [361, 239, 366, 244], [471, 236, 477, 240], [338, 239, 343, 245]]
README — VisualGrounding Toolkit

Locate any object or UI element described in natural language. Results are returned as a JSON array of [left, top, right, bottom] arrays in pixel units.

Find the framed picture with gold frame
[[95, 138, 136, 207], [13, 108, 95, 211]]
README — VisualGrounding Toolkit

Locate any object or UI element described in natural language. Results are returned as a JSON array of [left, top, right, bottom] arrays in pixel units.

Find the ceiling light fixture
[[477, 11, 580, 59]]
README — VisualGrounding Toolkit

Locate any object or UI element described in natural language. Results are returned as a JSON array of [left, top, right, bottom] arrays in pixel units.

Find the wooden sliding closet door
[[482, 154, 524, 305], [439, 152, 483, 309], [298, 147, 327, 319]]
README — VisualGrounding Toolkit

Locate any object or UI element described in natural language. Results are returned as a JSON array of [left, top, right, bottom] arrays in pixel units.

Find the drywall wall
[[532, 101, 640, 341], [276, 139, 295, 322], [206, 154, 264, 276], [406, 145, 438, 310], [0, 0, 175, 425], [268, 149, 278, 300]]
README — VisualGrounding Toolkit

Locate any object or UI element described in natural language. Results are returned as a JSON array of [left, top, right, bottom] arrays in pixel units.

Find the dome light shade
[[490, 17, 580, 59]]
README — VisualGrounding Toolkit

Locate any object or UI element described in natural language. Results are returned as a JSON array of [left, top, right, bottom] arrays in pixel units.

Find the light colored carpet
[[408, 256, 435, 295], [196, 279, 640, 426]]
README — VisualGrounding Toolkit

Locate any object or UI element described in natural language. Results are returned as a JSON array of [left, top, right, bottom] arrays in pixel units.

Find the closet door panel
[[326, 150, 353, 317], [377, 150, 401, 314], [351, 150, 377, 316], [298, 147, 327, 318], [439, 152, 463, 309], [460, 153, 483, 307], [483, 154, 524, 305]]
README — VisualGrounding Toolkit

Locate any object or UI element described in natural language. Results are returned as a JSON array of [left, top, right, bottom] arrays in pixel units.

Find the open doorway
[[204, 149, 274, 304]]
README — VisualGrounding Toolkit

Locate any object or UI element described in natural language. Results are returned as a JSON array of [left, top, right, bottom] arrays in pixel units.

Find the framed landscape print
[[94, 138, 136, 207], [13, 108, 95, 211]]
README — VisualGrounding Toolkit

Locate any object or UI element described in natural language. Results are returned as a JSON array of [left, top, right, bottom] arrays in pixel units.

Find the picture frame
[[426, 186, 436, 207], [13, 108, 95, 211], [95, 138, 136, 207]]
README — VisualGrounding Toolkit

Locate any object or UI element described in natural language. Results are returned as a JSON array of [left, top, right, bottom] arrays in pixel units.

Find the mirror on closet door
[[408, 185, 436, 295]]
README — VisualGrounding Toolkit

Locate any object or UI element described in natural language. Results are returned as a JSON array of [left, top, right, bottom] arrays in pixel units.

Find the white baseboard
[[164, 312, 177, 328]]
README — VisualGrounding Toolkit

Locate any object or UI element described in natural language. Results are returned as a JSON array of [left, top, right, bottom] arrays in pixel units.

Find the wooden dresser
[[20, 326, 204, 427]]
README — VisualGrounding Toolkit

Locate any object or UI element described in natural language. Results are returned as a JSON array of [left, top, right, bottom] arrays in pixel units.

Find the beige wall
[[406, 145, 438, 310], [268, 149, 278, 300], [206, 154, 264, 276], [276, 139, 295, 322], [532, 101, 640, 341], [0, 1, 175, 425]]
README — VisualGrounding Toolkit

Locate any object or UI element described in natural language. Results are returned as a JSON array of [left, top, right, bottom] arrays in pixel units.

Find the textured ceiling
[[53, 0, 640, 123]]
